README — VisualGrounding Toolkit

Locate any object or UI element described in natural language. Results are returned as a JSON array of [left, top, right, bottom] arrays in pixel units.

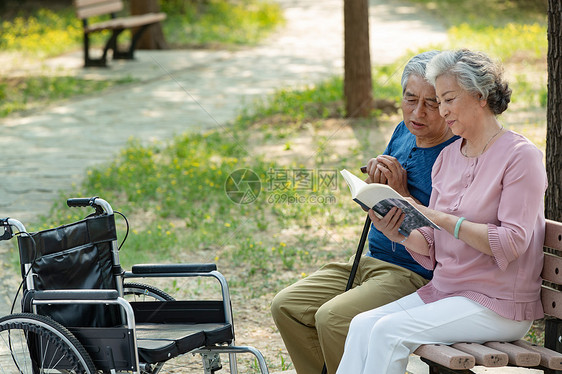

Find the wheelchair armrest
[[124, 263, 234, 326], [32, 289, 119, 301], [131, 263, 217, 274]]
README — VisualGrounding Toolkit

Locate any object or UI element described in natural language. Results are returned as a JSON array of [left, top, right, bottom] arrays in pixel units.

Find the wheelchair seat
[[135, 322, 232, 363]]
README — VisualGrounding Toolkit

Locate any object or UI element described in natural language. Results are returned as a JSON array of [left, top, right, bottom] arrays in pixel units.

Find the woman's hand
[[369, 201, 432, 256], [368, 207, 406, 243]]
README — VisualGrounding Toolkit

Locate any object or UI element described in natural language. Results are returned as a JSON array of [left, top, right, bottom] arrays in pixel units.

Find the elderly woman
[[336, 49, 547, 374]]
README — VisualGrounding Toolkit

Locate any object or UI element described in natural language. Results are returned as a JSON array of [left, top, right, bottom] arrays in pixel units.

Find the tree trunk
[[130, 0, 169, 49], [546, 0, 562, 221], [344, 0, 373, 118]]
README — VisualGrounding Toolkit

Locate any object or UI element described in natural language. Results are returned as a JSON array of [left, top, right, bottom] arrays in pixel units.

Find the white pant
[[336, 293, 532, 374]]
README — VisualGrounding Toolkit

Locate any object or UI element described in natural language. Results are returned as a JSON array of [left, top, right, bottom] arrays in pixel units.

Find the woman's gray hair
[[401, 50, 441, 94], [425, 49, 511, 115]]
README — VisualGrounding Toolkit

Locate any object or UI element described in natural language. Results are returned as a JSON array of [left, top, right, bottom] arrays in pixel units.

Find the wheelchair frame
[[0, 197, 269, 374]]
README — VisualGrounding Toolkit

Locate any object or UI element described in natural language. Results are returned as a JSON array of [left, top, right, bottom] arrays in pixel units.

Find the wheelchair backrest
[[18, 213, 121, 327]]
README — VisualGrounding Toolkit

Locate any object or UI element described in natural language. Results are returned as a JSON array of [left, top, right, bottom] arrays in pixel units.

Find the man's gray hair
[[401, 50, 441, 94], [425, 49, 511, 115]]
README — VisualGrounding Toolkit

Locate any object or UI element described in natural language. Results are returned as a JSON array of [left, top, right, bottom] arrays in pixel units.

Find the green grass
[[408, 0, 547, 62], [447, 22, 547, 62], [32, 125, 349, 294], [161, 0, 285, 48], [0, 75, 136, 117], [408, 0, 547, 28], [239, 65, 403, 123]]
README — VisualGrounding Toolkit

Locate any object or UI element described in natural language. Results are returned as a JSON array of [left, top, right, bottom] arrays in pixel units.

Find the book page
[[355, 183, 403, 209], [340, 169, 440, 236], [340, 169, 401, 203]]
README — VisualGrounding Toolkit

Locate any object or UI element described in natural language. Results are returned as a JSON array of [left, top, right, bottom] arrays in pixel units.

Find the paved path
[[0, 0, 457, 372]]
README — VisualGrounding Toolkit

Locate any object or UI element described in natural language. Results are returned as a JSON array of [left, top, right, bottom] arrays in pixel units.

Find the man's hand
[[368, 156, 409, 198], [376, 155, 408, 195], [364, 157, 388, 185]]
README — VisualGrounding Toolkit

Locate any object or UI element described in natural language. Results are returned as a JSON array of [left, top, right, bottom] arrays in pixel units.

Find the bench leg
[[106, 29, 125, 60], [83, 32, 107, 67], [83, 30, 119, 68], [113, 24, 152, 60], [545, 318, 562, 374], [82, 23, 157, 66]]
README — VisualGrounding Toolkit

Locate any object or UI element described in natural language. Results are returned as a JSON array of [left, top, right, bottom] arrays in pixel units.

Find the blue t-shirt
[[367, 121, 458, 279]]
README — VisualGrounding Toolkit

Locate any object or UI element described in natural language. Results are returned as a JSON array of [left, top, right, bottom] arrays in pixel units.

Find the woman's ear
[[479, 95, 487, 108]]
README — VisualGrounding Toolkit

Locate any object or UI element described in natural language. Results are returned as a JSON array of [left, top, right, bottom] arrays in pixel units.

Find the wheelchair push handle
[[66, 197, 113, 215], [1, 217, 26, 241], [66, 197, 95, 207]]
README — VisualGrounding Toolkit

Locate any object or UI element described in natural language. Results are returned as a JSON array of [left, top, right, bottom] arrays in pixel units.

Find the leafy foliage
[[0, 0, 284, 57]]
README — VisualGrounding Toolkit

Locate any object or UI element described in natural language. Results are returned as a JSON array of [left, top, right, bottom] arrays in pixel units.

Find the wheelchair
[[0, 197, 269, 374]]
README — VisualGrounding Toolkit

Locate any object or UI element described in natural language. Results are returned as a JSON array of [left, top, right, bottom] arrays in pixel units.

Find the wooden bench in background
[[74, 0, 166, 67], [414, 219, 562, 373]]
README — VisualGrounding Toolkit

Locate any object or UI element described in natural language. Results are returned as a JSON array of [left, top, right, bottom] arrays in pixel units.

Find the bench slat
[[541, 286, 562, 319], [414, 344, 475, 370], [451, 342, 508, 367], [514, 339, 562, 369], [545, 219, 562, 251], [484, 341, 541, 367], [76, 1, 123, 19], [542, 252, 562, 285], [115, 13, 166, 28], [85, 13, 166, 33], [75, 0, 120, 7]]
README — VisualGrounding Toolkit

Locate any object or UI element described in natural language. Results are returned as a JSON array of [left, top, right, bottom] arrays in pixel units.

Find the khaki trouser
[[270, 255, 428, 374]]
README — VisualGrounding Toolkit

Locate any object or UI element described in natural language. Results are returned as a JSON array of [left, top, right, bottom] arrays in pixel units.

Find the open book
[[340, 169, 440, 237]]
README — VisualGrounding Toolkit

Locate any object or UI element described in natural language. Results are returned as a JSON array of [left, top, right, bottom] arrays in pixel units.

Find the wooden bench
[[74, 0, 166, 67], [413, 219, 562, 373]]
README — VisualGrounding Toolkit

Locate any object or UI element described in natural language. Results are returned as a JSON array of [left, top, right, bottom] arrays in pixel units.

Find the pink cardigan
[[410, 131, 547, 321]]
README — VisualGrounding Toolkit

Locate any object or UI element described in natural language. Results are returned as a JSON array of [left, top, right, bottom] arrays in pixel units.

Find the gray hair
[[425, 49, 511, 115], [401, 50, 441, 94]]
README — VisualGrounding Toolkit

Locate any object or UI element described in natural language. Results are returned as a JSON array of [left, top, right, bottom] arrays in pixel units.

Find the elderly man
[[270, 51, 458, 374]]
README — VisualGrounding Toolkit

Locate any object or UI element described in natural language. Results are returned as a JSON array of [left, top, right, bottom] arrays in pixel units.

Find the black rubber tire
[[0, 313, 96, 373], [123, 282, 175, 301]]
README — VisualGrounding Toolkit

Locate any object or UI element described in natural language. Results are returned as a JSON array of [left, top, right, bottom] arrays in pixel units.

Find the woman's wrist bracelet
[[454, 217, 466, 239], [399, 236, 408, 244]]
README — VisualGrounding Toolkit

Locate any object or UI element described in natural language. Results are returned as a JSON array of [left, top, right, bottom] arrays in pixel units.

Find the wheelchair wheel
[[123, 282, 175, 301], [0, 313, 96, 374]]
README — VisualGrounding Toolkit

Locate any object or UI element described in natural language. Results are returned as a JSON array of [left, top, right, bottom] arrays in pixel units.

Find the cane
[[321, 212, 371, 374], [347, 165, 371, 293]]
